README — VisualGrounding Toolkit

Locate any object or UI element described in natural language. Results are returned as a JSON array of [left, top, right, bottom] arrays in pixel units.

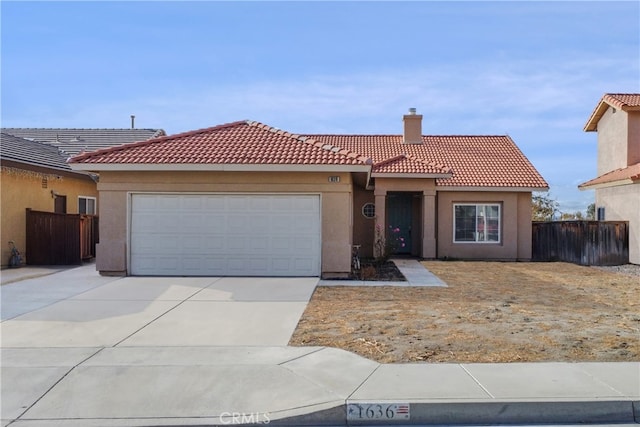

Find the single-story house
[[0, 128, 165, 267], [579, 93, 640, 264], [69, 110, 548, 278]]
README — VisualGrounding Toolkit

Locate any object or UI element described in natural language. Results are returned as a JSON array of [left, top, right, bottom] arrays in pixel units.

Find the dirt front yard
[[289, 261, 640, 363]]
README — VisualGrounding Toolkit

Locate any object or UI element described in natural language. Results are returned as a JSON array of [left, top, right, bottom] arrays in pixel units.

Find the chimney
[[403, 107, 423, 144], [130, 115, 135, 129]]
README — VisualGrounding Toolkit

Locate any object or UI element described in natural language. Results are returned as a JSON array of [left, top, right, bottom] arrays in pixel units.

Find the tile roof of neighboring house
[[1, 133, 76, 173], [1, 128, 165, 156], [306, 134, 548, 188], [584, 93, 640, 131], [578, 162, 640, 189], [69, 120, 548, 189]]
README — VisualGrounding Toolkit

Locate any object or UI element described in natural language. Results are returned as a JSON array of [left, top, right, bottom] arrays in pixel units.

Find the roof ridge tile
[[373, 154, 406, 168], [404, 153, 452, 173]]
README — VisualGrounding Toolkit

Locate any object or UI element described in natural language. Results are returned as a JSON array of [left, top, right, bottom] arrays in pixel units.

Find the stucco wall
[[596, 184, 640, 264], [597, 106, 629, 174], [437, 191, 532, 260], [627, 111, 640, 166], [94, 171, 353, 277], [352, 186, 375, 258], [1, 165, 97, 267]]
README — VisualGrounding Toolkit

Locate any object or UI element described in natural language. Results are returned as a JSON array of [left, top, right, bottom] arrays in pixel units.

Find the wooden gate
[[532, 221, 628, 266], [25, 209, 99, 265]]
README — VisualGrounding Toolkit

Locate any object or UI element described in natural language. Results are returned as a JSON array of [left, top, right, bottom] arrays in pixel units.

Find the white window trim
[[78, 196, 97, 215], [453, 203, 501, 244]]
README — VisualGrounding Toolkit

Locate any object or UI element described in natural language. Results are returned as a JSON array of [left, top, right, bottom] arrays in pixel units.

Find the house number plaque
[[347, 403, 410, 422]]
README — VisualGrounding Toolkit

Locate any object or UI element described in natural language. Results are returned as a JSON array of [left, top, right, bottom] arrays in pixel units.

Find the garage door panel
[[131, 234, 174, 253], [155, 196, 181, 210], [294, 237, 315, 251], [249, 197, 271, 210], [227, 237, 246, 251], [250, 237, 269, 251], [131, 194, 320, 276], [182, 236, 203, 251], [204, 215, 227, 232], [293, 258, 314, 271], [204, 237, 225, 251], [182, 196, 204, 210]]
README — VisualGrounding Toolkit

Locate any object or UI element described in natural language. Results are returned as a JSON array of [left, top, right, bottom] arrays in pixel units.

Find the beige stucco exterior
[[1, 164, 97, 267], [95, 168, 536, 276], [437, 191, 533, 260], [596, 106, 630, 175], [94, 170, 355, 278], [352, 177, 534, 261], [595, 185, 640, 264], [90, 169, 538, 276], [595, 107, 640, 175], [588, 104, 640, 264]]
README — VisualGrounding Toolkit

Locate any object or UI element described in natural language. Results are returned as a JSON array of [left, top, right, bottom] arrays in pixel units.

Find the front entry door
[[386, 193, 412, 254]]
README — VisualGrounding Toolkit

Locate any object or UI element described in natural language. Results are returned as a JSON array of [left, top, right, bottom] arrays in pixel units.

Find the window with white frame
[[454, 203, 501, 243], [78, 196, 97, 215]]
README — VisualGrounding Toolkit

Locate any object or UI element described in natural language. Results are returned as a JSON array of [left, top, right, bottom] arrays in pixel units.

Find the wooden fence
[[532, 220, 628, 266], [25, 209, 99, 265]]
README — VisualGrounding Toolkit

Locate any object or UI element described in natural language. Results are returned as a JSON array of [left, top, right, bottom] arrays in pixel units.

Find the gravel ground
[[593, 264, 640, 277]]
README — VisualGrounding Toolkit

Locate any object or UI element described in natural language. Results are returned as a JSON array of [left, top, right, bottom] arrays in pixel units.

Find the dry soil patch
[[289, 261, 639, 363]]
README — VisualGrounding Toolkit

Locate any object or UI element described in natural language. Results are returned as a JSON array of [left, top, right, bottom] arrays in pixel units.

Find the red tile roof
[[306, 134, 548, 188], [69, 121, 372, 166], [584, 93, 640, 131], [371, 154, 451, 175], [70, 120, 548, 189], [579, 162, 640, 189], [601, 94, 640, 109]]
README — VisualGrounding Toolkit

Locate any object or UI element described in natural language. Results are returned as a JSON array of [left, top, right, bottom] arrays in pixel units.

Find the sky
[[2, 1, 639, 213]]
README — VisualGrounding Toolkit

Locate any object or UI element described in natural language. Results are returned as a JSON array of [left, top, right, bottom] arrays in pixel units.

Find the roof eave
[[579, 178, 638, 190], [584, 96, 640, 132], [2, 159, 94, 179], [68, 163, 371, 173], [371, 172, 452, 179], [436, 185, 549, 192], [584, 99, 609, 132]]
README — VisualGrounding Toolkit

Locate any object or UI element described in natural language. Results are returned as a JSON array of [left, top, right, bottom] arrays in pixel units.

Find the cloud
[[2, 53, 634, 213]]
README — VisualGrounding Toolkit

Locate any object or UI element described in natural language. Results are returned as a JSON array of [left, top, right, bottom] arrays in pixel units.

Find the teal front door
[[386, 193, 412, 254]]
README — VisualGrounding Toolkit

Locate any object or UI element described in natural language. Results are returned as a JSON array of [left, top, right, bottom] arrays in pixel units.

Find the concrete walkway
[[320, 258, 447, 287], [1, 265, 638, 426]]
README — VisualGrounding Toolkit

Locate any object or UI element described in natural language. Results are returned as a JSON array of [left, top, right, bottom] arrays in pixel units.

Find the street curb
[[268, 400, 640, 426]]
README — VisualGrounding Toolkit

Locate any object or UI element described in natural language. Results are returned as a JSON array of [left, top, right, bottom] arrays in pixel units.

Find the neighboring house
[[0, 133, 98, 267], [69, 110, 548, 278], [2, 128, 166, 156], [579, 93, 640, 265], [0, 128, 165, 267]]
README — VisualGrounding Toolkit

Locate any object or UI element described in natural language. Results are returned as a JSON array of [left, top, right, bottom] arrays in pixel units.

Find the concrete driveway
[[1, 264, 318, 347], [1, 265, 328, 426]]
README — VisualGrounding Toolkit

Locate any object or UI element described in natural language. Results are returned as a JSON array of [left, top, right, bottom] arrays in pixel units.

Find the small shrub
[[360, 265, 378, 280], [374, 223, 406, 264]]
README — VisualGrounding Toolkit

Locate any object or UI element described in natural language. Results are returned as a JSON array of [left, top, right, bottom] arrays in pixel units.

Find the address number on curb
[[347, 403, 410, 421]]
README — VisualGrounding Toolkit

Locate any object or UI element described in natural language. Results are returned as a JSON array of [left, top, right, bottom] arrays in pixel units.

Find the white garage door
[[130, 194, 321, 276]]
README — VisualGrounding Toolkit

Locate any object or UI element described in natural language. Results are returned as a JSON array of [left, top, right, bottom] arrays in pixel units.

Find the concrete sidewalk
[[320, 258, 447, 287], [3, 346, 639, 426], [1, 265, 638, 426]]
